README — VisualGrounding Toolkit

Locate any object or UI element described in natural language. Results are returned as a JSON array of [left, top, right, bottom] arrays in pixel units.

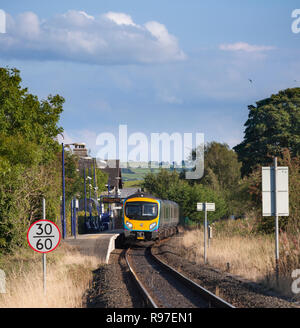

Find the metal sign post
[[204, 204, 207, 263], [274, 157, 279, 285], [197, 202, 215, 264], [262, 157, 289, 286], [42, 198, 46, 295], [27, 203, 61, 297]]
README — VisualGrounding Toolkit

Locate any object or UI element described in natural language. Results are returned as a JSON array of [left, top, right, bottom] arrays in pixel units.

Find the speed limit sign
[[27, 220, 61, 253]]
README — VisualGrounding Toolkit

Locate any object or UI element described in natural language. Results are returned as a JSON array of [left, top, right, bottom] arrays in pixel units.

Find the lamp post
[[95, 158, 107, 216], [81, 156, 92, 231], [61, 142, 76, 239], [88, 181, 92, 220], [93, 158, 98, 200], [84, 167, 87, 221]]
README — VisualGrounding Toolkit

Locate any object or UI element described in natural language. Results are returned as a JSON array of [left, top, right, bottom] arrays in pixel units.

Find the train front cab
[[123, 196, 160, 241]]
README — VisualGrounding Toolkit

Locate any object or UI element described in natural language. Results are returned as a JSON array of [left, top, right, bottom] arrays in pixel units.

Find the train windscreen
[[125, 202, 158, 220]]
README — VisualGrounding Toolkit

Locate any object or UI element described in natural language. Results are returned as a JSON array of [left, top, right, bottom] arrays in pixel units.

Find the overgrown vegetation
[[0, 68, 97, 253], [143, 88, 300, 236]]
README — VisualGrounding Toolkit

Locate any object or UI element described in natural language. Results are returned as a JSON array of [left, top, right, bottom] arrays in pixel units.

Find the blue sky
[[1, 1, 300, 157]]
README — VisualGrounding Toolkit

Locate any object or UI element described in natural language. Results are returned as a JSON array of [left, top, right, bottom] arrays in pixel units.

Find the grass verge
[[178, 219, 300, 300], [0, 242, 102, 308]]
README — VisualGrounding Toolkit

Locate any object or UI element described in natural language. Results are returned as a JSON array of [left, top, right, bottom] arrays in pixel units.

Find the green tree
[[201, 142, 241, 191], [234, 88, 300, 176], [0, 67, 64, 163], [0, 67, 68, 252], [143, 169, 228, 222]]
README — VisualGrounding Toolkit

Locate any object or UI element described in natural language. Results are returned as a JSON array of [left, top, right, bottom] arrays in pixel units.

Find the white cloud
[[0, 10, 186, 65], [158, 90, 183, 104], [219, 42, 275, 52], [104, 12, 136, 26], [144, 21, 186, 61], [17, 12, 40, 39]]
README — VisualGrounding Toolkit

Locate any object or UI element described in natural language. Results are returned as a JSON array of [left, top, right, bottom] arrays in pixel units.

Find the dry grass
[[179, 221, 300, 299], [180, 229, 274, 280], [0, 243, 102, 308]]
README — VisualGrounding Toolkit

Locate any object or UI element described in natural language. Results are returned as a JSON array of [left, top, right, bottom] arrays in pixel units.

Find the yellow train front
[[123, 192, 179, 242]]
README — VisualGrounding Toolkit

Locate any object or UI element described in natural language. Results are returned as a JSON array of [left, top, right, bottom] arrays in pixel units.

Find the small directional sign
[[27, 220, 61, 253], [197, 203, 215, 211], [196, 202, 215, 264]]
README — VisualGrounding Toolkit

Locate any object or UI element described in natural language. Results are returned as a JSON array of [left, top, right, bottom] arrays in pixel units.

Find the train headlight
[[149, 222, 157, 230], [126, 221, 133, 229]]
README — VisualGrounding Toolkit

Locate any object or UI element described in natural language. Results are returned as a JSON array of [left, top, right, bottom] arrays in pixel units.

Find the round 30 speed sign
[[27, 220, 61, 253]]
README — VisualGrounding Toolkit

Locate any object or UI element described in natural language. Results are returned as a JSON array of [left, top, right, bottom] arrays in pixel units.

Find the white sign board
[[262, 167, 289, 216], [197, 203, 215, 211], [27, 220, 61, 253]]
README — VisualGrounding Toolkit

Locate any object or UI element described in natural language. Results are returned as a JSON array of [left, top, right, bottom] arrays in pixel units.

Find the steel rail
[[149, 247, 235, 308], [125, 248, 158, 308]]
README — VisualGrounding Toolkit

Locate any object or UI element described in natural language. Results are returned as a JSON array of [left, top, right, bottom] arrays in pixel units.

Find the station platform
[[64, 230, 123, 264]]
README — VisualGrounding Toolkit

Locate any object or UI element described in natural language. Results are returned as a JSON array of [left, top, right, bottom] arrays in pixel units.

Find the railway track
[[125, 245, 235, 308]]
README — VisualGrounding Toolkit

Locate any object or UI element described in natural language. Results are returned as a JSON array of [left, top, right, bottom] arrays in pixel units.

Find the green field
[[121, 167, 161, 181], [121, 166, 185, 182], [122, 180, 144, 188]]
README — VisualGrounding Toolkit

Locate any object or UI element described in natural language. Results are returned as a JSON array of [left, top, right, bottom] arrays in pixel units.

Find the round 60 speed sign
[[27, 220, 61, 253]]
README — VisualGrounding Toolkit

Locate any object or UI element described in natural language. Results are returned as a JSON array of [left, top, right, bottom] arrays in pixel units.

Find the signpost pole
[[27, 218, 61, 299], [197, 202, 215, 264], [262, 160, 289, 288], [62, 143, 66, 239], [274, 157, 279, 286], [42, 198, 46, 296], [204, 203, 207, 264]]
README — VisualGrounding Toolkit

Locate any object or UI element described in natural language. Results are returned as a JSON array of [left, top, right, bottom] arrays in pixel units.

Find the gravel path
[[152, 237, 299, 308]]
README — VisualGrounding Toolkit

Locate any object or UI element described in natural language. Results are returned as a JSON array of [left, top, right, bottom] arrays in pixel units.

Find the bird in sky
[[248, 78, 253, 83]]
